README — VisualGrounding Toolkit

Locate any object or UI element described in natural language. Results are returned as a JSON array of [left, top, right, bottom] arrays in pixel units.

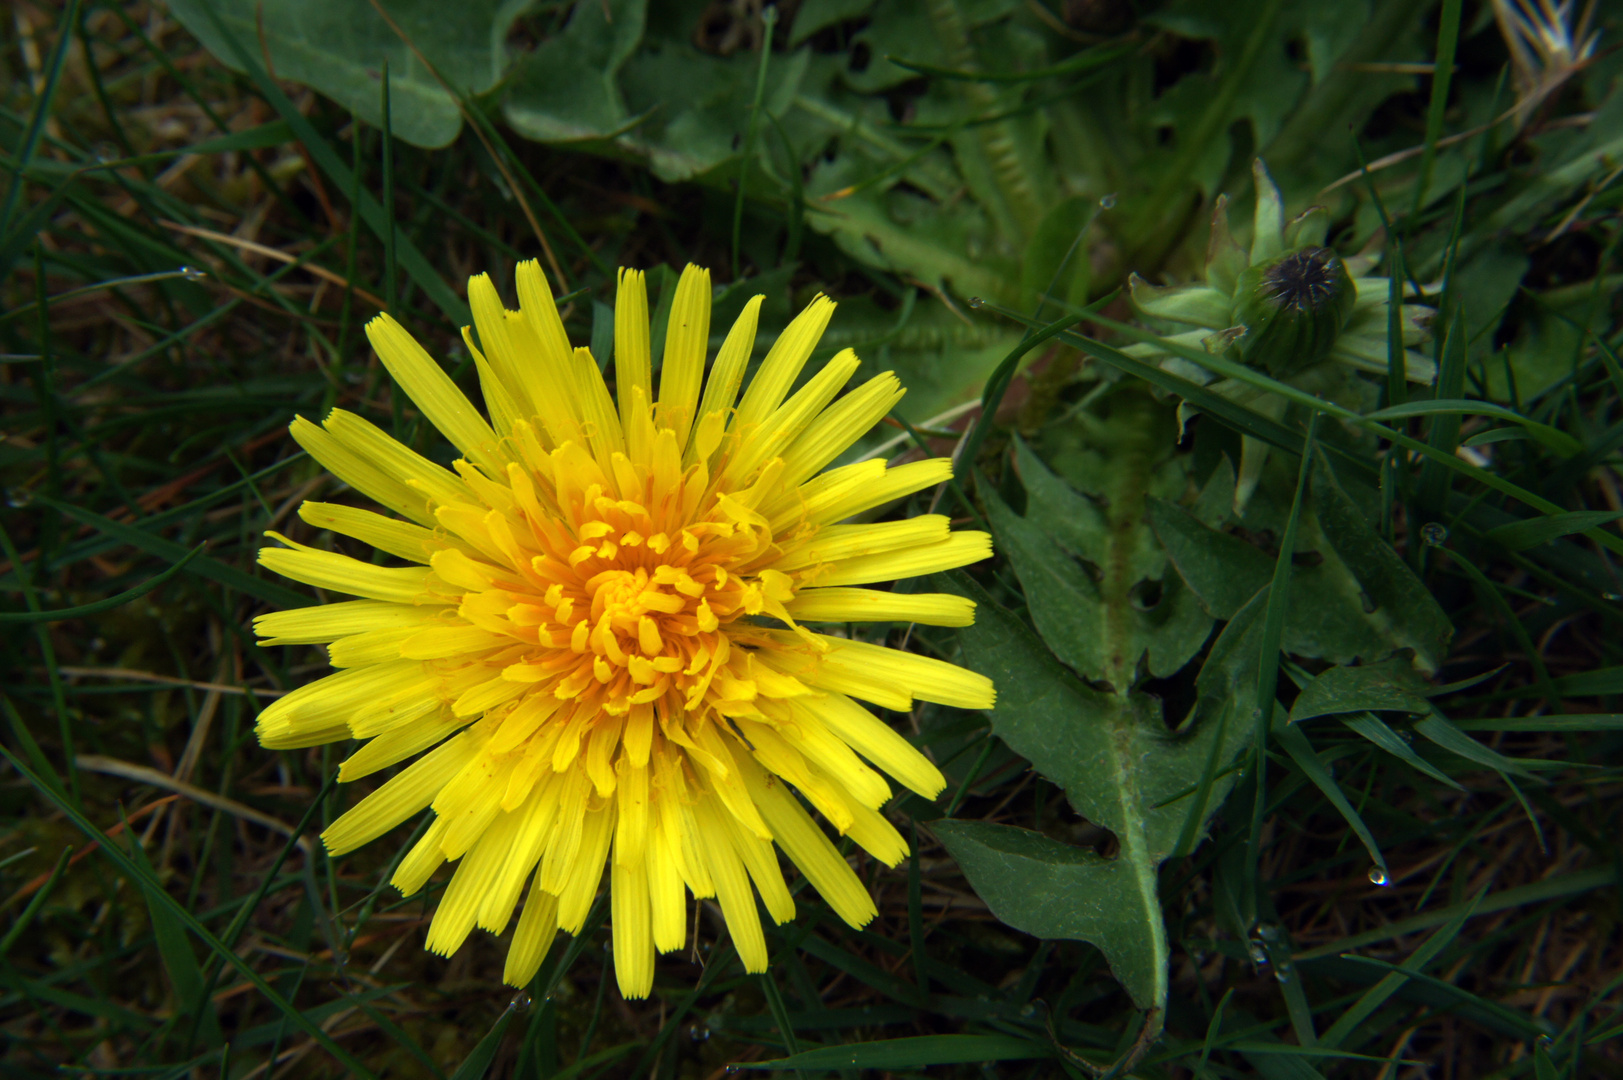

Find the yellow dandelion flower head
[[254, 262, 995, 997]]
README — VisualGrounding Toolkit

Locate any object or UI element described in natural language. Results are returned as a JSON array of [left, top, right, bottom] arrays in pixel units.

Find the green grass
[[3, 1, 1623, 1078]]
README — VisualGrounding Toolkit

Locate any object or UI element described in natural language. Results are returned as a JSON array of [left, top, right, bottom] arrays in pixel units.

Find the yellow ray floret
[[254, 262, 994, 995]]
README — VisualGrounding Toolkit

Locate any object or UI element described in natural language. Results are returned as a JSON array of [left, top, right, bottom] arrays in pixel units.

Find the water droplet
[[1019, 1003, 1036, 1018], [1274, 964, 1293, 985], [1257, 923, 1281, 942], [1099, 194, 1117, 209], [688, 1024, 710, 1042], [1248, 943, 1268, 966], [180, 265, 207, 282], [967, 297, 984, 309], [1603, 593, 1623, 602], [94, 142, 119, 164], [1368, 865, 1389, 886], [6, 487, 33, 508], [1537, 1033, 1555, 1049], [332, 949, 349, 970], [510, 993, 533, 1013], [1420, 522, 1448, 547]]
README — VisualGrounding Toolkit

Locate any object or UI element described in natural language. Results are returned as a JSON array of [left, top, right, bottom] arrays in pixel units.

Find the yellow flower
[[252, 263, 995, 996]]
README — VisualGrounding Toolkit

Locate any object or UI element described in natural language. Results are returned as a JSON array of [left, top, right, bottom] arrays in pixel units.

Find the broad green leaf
[[743, 1034, 1051, 1070], [500, 0, 647, 143], [1148, 493, 1444, 667], [1484, 510, 1623, 552], [930, 819, 1166, 1010], [936, 571, 1253, 1009], [1288, 657, 1433, 723], [166, 0, 530, 148], [1146, 495, 1272, 619], [983, 435, 1211, 684], [505, 2, 811, 183]]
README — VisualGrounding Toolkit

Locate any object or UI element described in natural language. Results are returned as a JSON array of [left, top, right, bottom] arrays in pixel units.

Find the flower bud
[[1233, 247, 1356, 376]]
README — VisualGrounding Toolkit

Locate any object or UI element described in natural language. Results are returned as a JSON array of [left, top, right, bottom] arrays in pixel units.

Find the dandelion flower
[[253, 263, 995, 996]]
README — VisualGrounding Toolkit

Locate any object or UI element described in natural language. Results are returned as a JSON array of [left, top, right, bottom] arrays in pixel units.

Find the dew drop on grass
[[1248, 942, 1268, 966], [510, 993, 533, 1013], [967, 296, 984, 309], [6, 488, 33, 508], [1603, 593, 1623, 602], [1019, 1003, 1036, 1018], [1100, 193, 1117, 209], [1368, 865, 1389, 886], [1420, 522, 1449, 547], [180, 265, 207, 281]]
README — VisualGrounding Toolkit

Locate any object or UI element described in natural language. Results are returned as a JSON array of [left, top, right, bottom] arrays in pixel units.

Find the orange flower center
[[453, 458, 801, 724]]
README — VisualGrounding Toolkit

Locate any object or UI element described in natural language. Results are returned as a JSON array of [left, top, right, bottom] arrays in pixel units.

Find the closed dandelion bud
[[1233, 247, 1356, 376]]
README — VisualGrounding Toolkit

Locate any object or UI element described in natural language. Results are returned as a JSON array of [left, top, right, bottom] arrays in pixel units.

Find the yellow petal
[[259, 534, 433, 603], [769, 454, 954, 529], [783, 588, 976, 627], [468, 272, 538, 422], [426, 806, 523, 956], [255, 599, 444, 645], [792, 691, 947, 799], [503, 874, 559, 986], [613, 267, 652, 421], [724, 349, 861, 487], [298, 502, 438, 564], [366, 313, 504, 475], [289, 415, 432, 526], [733, 294, 835, 435], [656, 264, 711, 449], [776, 516, 952, 571], [813, 530, 992, 587], [694, 293, 763, 438], [809, 632, 996, 710], [337, 711, 469, 782], [693, 796, 766, 972], [777, 372, 905, 488], [739, 753, 876, 929], [611, 845, 655, 998], [322, 409, 469, 509]]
